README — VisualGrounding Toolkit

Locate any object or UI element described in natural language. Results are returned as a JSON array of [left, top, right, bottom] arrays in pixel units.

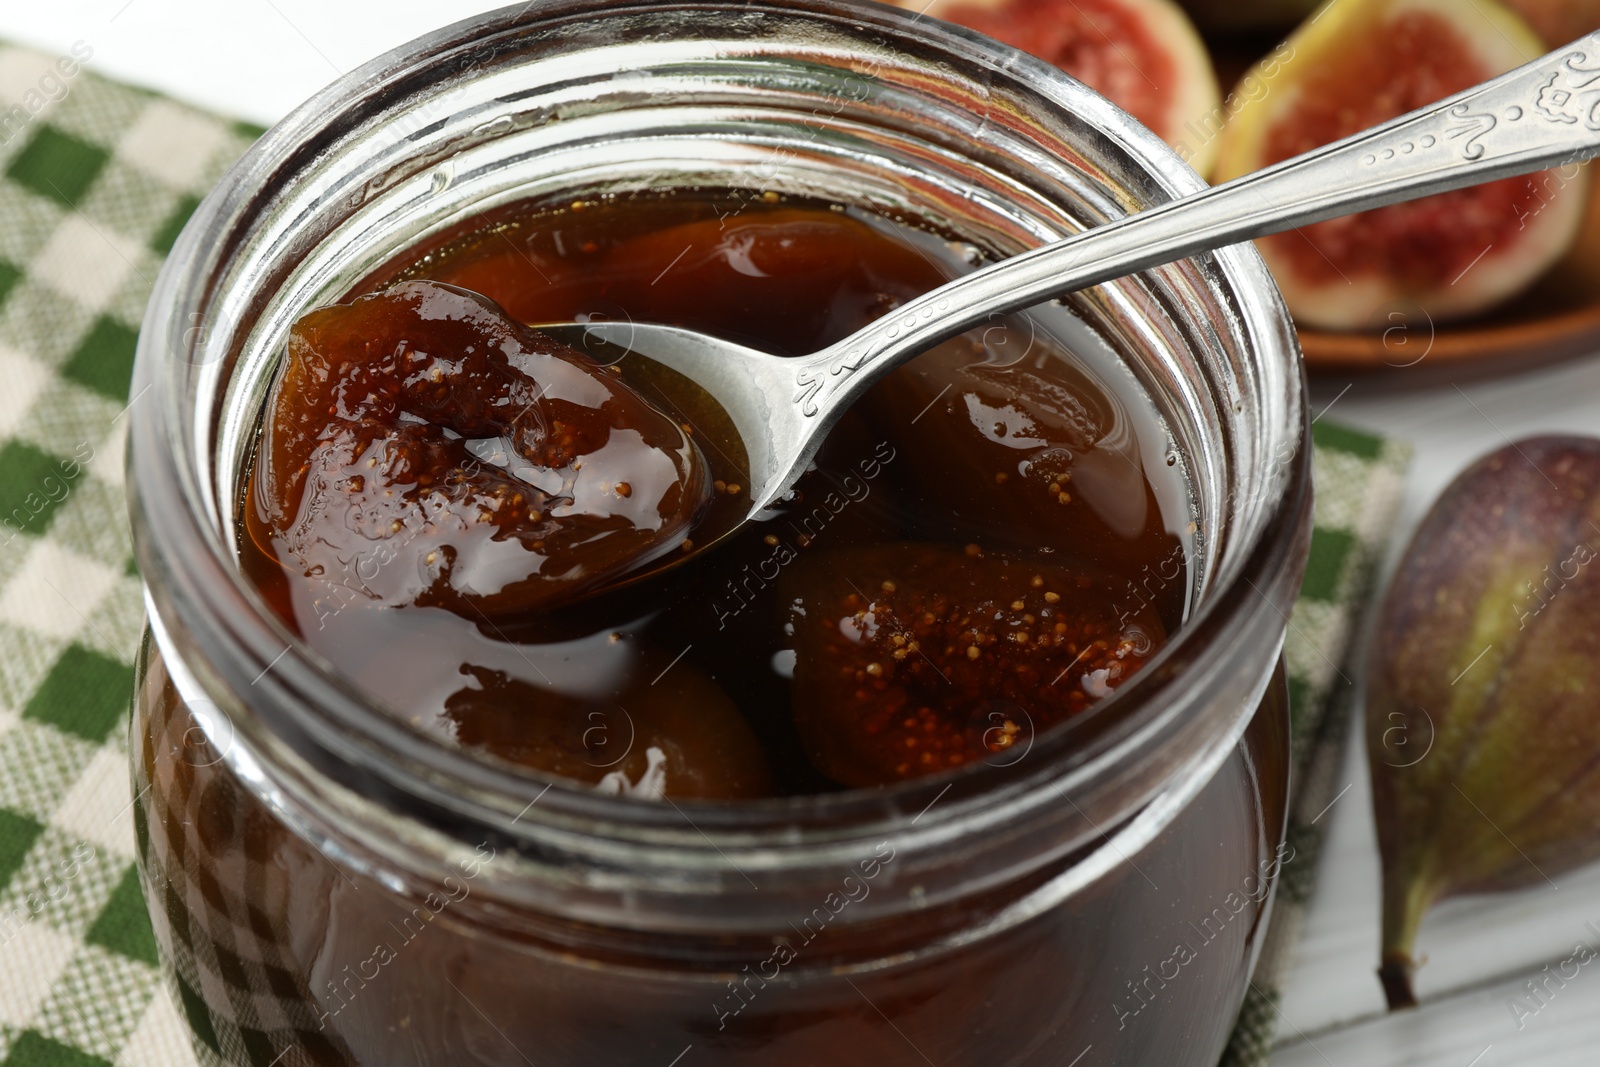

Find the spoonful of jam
[[250, 280, 711, 617]]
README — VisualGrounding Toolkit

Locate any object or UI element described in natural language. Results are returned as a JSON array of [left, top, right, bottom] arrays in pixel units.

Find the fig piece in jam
[[247, 280, 709, 621], [444, 647, 774, 799], [435, 206, 949, 357], [785, 543, 1164, 786]]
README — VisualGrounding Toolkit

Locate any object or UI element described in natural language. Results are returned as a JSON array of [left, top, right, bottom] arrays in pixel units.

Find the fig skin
[[896, 0, 1225, 173], [1213, 0, 1590, 330], [1366, 436, 1600, 1009]]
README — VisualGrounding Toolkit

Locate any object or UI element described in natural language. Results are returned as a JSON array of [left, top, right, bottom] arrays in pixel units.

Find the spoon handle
[[795, 34, 1600, 419]]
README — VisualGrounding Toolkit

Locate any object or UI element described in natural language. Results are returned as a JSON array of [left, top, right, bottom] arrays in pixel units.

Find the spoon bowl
[[534, 322, 798, 518]]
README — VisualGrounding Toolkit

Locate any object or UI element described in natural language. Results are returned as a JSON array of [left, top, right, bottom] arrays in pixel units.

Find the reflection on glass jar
[[126, 2, 1311, 1064]]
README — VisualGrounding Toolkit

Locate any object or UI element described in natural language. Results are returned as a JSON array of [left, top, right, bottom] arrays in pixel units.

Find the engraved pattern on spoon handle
[[1341, 42, 1600, 167], [790, 35, 1600, 422], [1246, 37, 1600, 213]]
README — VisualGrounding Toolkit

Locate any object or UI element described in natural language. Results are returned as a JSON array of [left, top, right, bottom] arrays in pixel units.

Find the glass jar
[[127, 2, 1312, 1065]]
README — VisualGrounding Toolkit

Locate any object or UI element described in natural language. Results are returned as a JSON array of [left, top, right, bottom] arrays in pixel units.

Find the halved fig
[[248, 280, 710, 619], [896, 0, 1225, 172], [784, 543, 1165, 787], [1504, 0, 1600, 45], [1213, 0, 1590, 330]]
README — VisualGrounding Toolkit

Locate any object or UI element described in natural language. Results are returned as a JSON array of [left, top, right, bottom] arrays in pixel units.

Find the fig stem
[[1379, 870, 1436, 1011], [1378, 953, 1418, 1010]]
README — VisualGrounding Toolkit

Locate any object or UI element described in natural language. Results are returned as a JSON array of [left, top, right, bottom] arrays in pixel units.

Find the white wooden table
[[7, 4, 1600, 1064], [1274, 360, 1600, 1067]]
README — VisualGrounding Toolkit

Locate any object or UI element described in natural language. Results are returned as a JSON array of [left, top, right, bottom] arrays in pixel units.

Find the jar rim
[[128, 0, 1309, 893]]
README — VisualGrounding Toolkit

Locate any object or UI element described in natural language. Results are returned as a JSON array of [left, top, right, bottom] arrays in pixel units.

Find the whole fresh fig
[[1367, 436, 1600, 1009]]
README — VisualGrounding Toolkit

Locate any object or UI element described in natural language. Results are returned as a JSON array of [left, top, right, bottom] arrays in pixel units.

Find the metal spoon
[[539, 38, 1600, 520]]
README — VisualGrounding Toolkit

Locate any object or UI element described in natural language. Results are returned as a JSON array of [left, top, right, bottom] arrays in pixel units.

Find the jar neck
[[129, 0, 1310, 934]]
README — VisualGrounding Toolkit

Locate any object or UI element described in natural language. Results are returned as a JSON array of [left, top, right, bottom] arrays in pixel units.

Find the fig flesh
[[1366, 436, 1600, 1009], [1213, 0, 1589, 330], [898, 0, 1225, 173]]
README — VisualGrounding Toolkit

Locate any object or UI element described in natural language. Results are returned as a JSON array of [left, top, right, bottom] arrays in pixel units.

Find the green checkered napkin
[[0, 41, 1409, 1067], [0, 42, 259, 1067], [1221, 422, 1410, 1067]]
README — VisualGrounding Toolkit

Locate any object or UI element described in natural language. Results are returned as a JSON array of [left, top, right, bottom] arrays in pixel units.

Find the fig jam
[[238, 192, 1189, 797], [136, 190, 1289, 1067]]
